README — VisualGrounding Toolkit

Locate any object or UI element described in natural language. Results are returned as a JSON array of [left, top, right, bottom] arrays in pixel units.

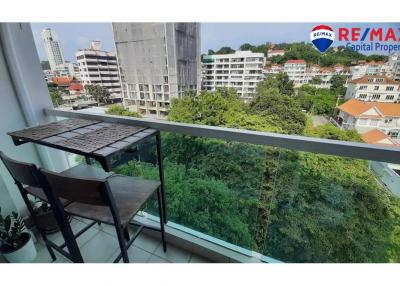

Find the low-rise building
[[263, 64, 284, 75], [55, 62, 81, 81], [344, 75, 400, 103], [202, 51, 265, 99], [361, 128, 400, 197], [43, 69, 55, 83], [361, 129, 399, 146], [267, 49, 285, 58], [284, 59, 307, 87], [387, 53, 400, 82], [350, 61, 389, 80], [51, 76, 75, 89], [337, 99, 400, 142]]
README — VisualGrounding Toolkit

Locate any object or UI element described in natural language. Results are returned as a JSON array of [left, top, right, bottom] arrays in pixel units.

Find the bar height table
[[8, 118, 167, 223]]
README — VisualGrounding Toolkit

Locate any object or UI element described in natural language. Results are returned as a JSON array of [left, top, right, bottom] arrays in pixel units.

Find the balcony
[[1, 23, 400, 264], [29, 217, 211, 263]]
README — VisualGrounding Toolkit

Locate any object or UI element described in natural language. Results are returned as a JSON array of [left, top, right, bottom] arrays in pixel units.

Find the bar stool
[[38, 167, 167, 263], [0, 151, 102, 262]]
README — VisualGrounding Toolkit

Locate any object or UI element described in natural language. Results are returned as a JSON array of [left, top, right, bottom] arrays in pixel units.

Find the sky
[[31, 22, 399, 62]]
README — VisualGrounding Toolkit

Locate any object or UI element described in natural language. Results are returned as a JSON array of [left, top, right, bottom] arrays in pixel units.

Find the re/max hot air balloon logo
[[310, 24, 400, 53], [310, 25, 335, 53]]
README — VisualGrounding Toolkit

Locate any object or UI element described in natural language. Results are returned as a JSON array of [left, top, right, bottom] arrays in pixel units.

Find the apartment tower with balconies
[[112, 23, 201, 118]]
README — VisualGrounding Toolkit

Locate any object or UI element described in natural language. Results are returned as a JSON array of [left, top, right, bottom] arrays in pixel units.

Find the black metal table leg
[[155, 132, 167, 224], [38, 173, 84, 263], [85, 156, 91, 165]]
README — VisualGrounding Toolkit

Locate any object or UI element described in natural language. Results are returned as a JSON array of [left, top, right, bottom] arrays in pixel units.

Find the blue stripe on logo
[[361, 28, 370, 41]]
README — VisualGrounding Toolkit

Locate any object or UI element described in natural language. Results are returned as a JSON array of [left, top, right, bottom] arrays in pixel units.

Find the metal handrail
[[44, 108, 400, 164]]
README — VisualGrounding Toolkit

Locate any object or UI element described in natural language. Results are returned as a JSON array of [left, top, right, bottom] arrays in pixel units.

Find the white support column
[[0, 23, 69, 171], [0, 23, 69, 214]]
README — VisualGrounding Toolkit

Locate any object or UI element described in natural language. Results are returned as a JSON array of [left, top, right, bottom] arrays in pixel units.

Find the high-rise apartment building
[[202, 51, 265, 99], [76, 41, 121, 98], [41, 28, 65, 71], [112, 23, 201, 118]]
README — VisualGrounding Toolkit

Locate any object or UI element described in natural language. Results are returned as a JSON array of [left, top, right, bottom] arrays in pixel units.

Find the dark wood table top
[[8, 118, 158, 160]]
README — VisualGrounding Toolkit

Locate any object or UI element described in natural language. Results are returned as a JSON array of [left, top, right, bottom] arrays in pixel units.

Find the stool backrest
[[39, 169, 110, 206], [0, 151, 40, 187]]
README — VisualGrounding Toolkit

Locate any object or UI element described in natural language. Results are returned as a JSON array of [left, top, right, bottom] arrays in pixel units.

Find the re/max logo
[[338, 27, 400, 42]]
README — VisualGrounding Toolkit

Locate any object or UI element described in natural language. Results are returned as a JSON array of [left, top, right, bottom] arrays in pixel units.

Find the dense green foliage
[[85, 84, 110, 104], [107, 85, 400, 262], [213, 42, 387, 66], [105, 105, 141, 118], [256, 73, 294, 96], [115, 159, 256, 248], [263, 150, 400, 262], [305, 123, 361, 142], [296, 85, 339, 116], [168, 88, 285, 133], [208, 46, 236, 55], [48, 87, 63, 107], [329, 74, 347, 95]]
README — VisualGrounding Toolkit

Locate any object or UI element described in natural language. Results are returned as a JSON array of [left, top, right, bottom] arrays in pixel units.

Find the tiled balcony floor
[[33, 217, 211, 263]]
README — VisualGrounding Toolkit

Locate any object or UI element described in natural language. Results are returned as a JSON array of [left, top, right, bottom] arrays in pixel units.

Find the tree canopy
[[48, 87, 63, 107], [107, 82, 400, 263], [212, 42, 387, 66], [296, 85, 339, 116], [85, 84, 110, 105], [257, 73, 294, 96], [105, 104, 141, 117]]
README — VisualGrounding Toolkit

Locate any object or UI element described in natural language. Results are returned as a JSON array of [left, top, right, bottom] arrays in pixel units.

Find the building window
[[358, 118, 368, 125], [386, 95, 395, 100], [386, 86, 395, 91], [374, 86, 379, 91], [372, 94, 381, 100], [388, 130, 399, 138], [358, 94, 367, 99], [370, 119, 379, 126], [359, 85, 367, 90]]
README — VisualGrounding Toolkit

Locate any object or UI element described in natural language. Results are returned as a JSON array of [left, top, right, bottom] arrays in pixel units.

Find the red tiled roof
[[269, 49, 285, 53], [338, 99, 400, 117], [286, 59, 306, 64], [68, 83, 84, 91], [349, 75, 399, 85], [52, 76, 74, 85], [361, 129, 399, 146]]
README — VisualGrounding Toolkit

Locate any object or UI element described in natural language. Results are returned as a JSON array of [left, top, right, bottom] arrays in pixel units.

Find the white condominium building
[[54, 62, 80, 80], [76, 41, 121, 98], [41, 28, 65, 71], [388, 53, 400, 81], [345, 76, 400, 103], [113, 23, 201, 119], [283, 59, 307, 87], [350, 61, 391, 80], [202, 51, 265, 99]]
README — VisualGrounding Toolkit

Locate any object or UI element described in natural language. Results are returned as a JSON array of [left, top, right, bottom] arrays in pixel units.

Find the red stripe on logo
[[312, 25, 333, 32]]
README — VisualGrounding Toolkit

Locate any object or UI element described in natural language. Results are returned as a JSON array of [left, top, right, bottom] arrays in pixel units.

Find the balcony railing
[[41, 107, 400, 263], [45, 108, 400, 165]]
